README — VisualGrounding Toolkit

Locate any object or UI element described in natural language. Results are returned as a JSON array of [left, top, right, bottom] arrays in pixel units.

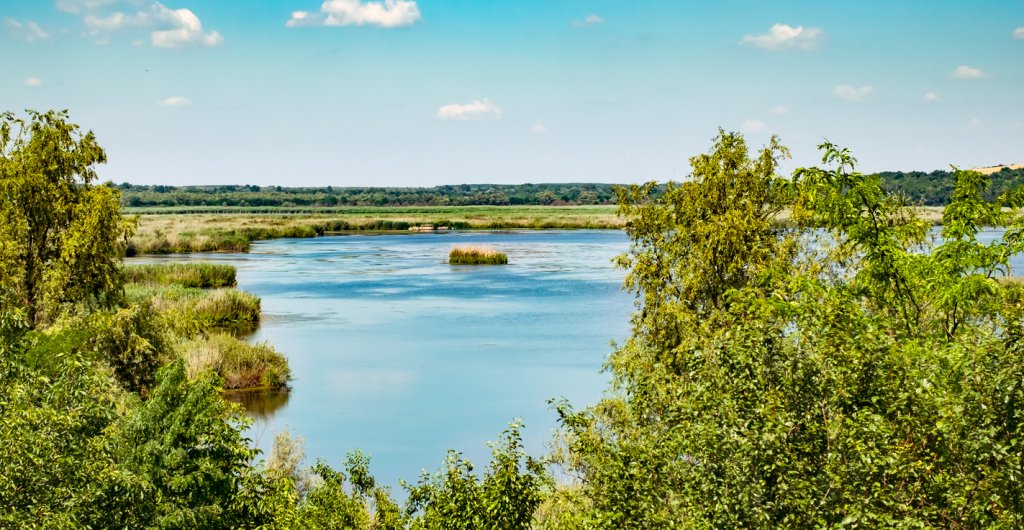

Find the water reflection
[[225, 388, 291, 420]]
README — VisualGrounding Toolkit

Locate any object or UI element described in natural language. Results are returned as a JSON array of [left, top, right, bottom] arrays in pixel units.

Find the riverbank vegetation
[[122, 262, 284, 389], [127, 206, 622, 254], [123, 262, 237, 288], [6, 110, 1024, 527], [449, 246, 508, 265]]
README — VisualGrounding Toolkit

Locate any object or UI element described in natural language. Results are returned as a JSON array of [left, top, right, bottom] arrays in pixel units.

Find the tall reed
[[179, 333, 290, 390]]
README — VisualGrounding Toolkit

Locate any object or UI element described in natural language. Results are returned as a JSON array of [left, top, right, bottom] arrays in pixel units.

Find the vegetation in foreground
[[448, 246, 509, 265], [5, 109, 1024, 527]]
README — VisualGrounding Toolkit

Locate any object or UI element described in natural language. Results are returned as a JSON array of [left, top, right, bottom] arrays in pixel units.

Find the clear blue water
[[137, 230, 633, 487]]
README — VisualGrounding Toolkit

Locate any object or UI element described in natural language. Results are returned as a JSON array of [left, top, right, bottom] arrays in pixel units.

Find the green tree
[[558, 133, 1024, 527], [96, 361, 262, 528], [0, 110, 133, 329]]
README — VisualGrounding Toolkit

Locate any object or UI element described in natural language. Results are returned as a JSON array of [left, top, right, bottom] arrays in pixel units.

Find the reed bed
[[179, 333, 290, 390], [449, 246, 508, 265], [123, 262, 237, 288], [126, 285, 260, 335]]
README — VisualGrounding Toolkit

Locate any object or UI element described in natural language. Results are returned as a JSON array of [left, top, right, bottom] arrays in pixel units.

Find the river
[[139, 229, 633, 488]]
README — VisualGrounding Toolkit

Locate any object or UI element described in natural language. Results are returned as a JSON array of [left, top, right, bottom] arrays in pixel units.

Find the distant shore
[[126, 205, 624, 254], [125, 204, 954, 255]]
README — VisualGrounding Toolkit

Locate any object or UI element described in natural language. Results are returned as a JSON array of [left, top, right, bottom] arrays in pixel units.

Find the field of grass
[[126, 205, 623, 254]]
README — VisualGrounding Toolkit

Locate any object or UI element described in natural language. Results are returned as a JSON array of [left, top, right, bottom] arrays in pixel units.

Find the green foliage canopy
[[559, 132, 1024, 527], [0, 110, 133, 329]]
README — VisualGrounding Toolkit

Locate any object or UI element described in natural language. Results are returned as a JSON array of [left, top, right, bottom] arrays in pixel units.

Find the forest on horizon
[[116, 167, 1024, 208]]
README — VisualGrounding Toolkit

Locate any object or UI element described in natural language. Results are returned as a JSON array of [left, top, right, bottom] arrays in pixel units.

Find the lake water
[[139, 230, 633, 488]]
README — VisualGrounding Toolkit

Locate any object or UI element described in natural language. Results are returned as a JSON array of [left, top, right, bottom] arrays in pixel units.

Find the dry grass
[[179, 333, 290, 390], [449, 246, 508, 265]]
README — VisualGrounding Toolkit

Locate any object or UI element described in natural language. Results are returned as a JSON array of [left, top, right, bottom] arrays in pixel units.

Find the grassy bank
[[123, 262, 288, 390], [127, 205, 622, 254]]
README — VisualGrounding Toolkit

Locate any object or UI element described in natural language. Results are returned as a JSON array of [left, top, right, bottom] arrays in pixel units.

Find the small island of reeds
[[449, 246, 508, 265]]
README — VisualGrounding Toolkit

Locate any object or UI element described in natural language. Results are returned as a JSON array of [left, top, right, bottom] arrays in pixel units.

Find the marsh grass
[[123, 262, 237, 288], [126, 284, 260, 335], [449, 246, 509, 265], [179, 333, 290, 390]]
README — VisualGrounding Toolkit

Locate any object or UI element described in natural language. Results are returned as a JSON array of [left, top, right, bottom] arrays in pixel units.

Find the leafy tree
[[0, 110, 133, 329], [405, 420, 546, 530], [96, 361, 260, 528], [558, 133, 1024, 527], [0, 333, 121, 527]]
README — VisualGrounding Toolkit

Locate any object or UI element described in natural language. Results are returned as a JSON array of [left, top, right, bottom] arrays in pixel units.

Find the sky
[[2, 0, 1022, 186]]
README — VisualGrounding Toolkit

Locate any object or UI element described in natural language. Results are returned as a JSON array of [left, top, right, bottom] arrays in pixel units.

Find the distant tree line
[[878, 167, 1024, 206], [117, 183, 620, 208], [118, 168, 1024, 208]]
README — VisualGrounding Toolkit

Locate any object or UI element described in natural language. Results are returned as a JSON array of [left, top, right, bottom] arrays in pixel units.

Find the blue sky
[[2, 0, 1022, 186]]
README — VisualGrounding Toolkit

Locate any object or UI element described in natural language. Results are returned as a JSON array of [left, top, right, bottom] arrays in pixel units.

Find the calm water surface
[[143, 230, 633, 487]]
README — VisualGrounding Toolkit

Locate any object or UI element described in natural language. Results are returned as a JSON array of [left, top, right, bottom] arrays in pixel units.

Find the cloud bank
[[288, 0, 421, 28], [66, 1, 222, 48]]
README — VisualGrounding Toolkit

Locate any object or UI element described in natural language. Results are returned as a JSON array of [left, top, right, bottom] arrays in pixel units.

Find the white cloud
[[740, 23, 824, 51], [436, 99, 502, 121], [24, 77, 43, 87], [741, 119, 767, 135], [151, 4, 223, 47], [530, 123, 548, 134], [833, 84, 874, 102], [951, 65, 986, 79], [287, 0, 421, 28], [768, 105, 789, 115], [572, 14, 604, 28], [969, 117, 983, 130], [158, 95, 192, 107], [1013, 27, 1024, 40], [64, 1, 222, 48], [4, 18, 50, 42], [924, 92, 940, 102]]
